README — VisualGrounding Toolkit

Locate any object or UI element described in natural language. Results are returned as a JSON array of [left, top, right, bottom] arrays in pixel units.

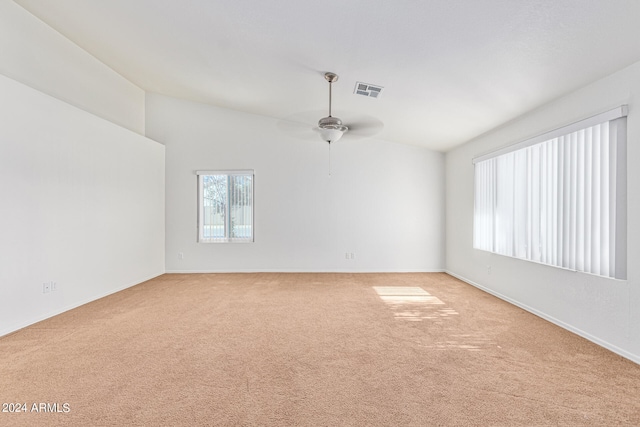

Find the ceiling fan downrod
[[318, 72, 348, 144], [326, 72, 337, 117]]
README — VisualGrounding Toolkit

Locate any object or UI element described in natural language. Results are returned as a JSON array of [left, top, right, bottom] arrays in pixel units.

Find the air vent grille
[[354, 82, 383, 98]]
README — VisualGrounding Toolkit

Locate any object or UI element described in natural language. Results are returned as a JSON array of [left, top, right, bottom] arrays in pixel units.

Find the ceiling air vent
[[354, 82, 383, 99]]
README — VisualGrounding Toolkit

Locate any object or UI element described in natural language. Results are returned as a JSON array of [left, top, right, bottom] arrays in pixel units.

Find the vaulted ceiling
[[14, 0, 640, 151]]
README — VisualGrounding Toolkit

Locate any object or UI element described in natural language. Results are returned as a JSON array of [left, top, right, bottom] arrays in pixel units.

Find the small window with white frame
[[197, 170, 254, 243]]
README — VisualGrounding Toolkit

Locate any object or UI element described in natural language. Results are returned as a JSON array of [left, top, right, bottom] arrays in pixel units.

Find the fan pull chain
[[328, 142, 332, 177]]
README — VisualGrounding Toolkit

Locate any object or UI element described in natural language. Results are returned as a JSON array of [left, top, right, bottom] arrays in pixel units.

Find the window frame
[[196, 170, 254, 243]]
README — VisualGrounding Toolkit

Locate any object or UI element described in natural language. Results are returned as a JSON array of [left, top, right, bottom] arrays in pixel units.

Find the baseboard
[[445, 270, 640, 366], [165, 269, 447, 274], [0, 271, 165, 338]]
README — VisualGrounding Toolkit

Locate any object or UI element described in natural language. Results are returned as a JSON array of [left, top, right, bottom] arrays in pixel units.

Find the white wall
[[0, 2, 163, 337], [0, 1, 145, 134], [0, 74, 165, 337], [146, 93, 444, 272], [446, 60, 640, 363]]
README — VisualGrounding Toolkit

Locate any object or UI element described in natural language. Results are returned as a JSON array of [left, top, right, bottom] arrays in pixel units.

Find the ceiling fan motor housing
[[318, 115, 347, 130]]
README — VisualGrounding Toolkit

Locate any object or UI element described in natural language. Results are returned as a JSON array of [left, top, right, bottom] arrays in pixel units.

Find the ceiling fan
[[277, 72, 384, 165], [277, 71, 383, 144], [317, 72, 349, 144], [273, 72, 383, 175]]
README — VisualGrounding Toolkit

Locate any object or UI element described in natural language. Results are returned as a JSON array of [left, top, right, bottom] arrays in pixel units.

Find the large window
[[197, 170, 254, 243], [473, 106, 627, 279]]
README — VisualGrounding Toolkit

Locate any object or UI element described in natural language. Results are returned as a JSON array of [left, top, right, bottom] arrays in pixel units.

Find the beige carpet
[[1, 273, 639, 426]]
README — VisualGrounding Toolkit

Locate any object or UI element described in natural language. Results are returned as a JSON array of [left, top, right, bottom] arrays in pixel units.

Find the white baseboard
[[0, 271, 164, 338], [165, 269, 447, 274], [445, 270, 640, 366]]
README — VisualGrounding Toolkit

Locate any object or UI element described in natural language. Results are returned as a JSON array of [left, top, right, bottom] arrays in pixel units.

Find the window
[[473, 106, 627, 279], [197, 170, 254, 243]]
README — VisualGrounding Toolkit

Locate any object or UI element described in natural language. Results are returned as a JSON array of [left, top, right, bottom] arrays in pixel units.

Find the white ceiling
[[14, 0, 640, 152]]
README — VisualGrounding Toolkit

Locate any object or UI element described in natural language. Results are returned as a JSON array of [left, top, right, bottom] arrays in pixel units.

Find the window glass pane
[[198, 171, 253, 243], [202, 175, 227, 240], [229, 175, 252, 240]]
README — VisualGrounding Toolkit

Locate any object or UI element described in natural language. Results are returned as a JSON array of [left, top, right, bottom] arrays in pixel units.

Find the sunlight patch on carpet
[[423, 334, 494, 352], [373, 286, 459, 321]]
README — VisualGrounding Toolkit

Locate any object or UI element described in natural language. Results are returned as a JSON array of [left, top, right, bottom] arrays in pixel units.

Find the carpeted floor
[[1, 273, 639, 426]]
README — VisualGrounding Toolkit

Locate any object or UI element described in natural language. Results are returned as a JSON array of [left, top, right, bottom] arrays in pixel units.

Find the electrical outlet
[[43, 282, 50, 293], [487, 265, 492, 275], [350, 253, 355, 259], [178, 252, 184, 260], [51, 281, 57, 292]]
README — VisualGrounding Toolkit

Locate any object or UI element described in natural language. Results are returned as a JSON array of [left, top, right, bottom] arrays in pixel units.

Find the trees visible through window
[[197, 171, 253, 243]]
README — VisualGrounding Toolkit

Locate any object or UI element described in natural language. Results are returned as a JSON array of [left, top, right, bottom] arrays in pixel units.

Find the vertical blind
[[197, 170, 254, 243], [473, 106, 627, 279]]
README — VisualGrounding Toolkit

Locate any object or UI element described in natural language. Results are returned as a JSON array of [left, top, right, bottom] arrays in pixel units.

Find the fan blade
[[276, 110, 326, 141], [342, 114, 384, 140], [276, 119, 315, 141], [277, 110, 384, 142]]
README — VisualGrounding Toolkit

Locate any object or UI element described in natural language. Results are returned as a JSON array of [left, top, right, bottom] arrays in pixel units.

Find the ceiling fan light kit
[[318, 126, 347, 144], [318, 116, 348, 143], [318, 72, 348, 144]]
